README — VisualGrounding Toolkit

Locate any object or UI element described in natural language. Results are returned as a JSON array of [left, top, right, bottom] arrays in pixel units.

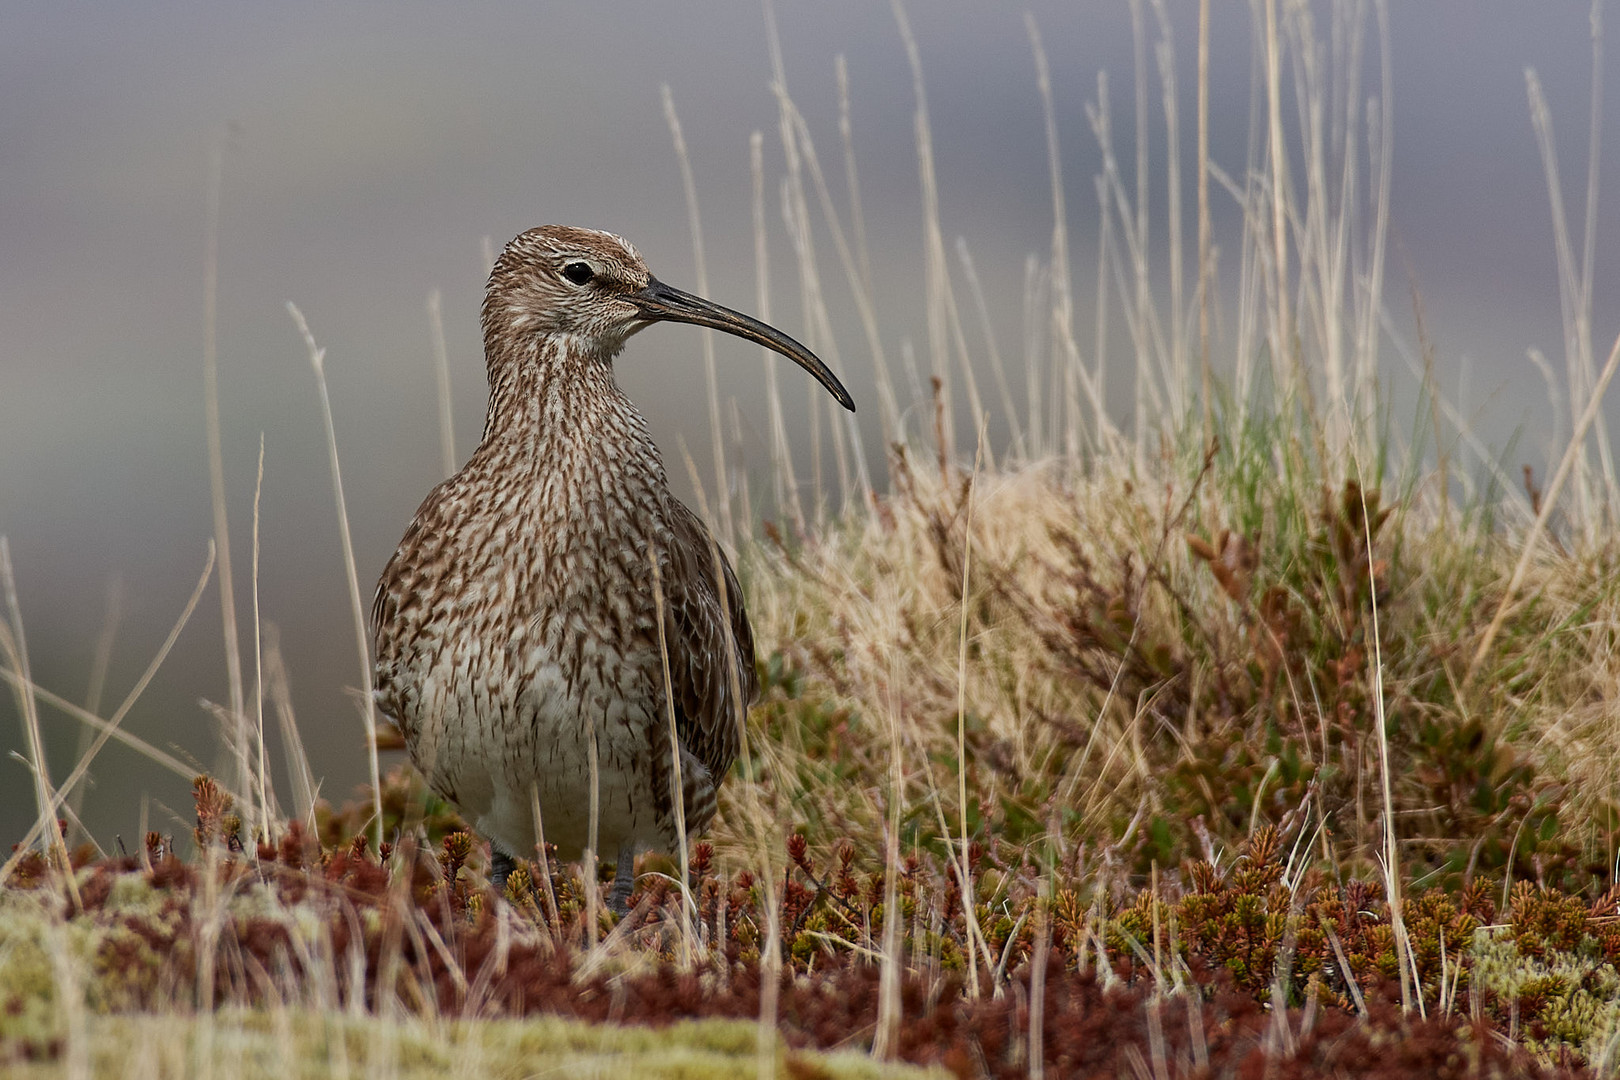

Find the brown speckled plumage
[[371, 226, 854, 906]]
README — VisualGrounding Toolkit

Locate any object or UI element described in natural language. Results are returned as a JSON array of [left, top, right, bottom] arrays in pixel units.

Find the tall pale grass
[[727, 0, 1617, 1039], [287, 303, 385, 852]]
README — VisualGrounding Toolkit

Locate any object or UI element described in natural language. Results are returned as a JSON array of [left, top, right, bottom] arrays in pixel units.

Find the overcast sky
[[2, 2, 1616, 846]]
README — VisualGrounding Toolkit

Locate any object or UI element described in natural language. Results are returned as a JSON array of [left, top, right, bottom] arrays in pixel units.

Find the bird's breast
[[377, 431, 672, 716]]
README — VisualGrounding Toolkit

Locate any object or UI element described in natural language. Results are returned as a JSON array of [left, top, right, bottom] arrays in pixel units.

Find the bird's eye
[[562, 261, 595, 286]]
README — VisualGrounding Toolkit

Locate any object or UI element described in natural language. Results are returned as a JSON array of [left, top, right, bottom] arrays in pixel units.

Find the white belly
[[404, 642, 664, 862]]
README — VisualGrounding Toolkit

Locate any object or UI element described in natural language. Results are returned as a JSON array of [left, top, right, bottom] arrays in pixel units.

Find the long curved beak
[[629, 277, 855, 412]]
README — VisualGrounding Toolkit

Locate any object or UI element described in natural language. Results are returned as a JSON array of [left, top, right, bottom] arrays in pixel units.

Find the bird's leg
[[489, 848, 517, 895], [605, 848, 637, 916]]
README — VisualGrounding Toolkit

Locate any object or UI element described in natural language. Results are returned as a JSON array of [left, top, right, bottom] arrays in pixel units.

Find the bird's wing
[[369, 477, 458, 728], [658, 497, 757, 785]]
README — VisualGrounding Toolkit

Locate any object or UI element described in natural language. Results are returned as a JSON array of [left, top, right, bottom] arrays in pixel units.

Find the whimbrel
[[372, 225, 854, 912]]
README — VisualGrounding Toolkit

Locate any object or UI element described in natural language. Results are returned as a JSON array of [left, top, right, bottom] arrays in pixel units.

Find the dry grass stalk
[[287, 303, 384, 851], [250, 433, 272, 842], [9, 545, 219, 862], [200, 144, 250, 816], [425, 288, 456, 481], [1468, 329, 1620, 686], [647, 541, 695, 966], [663, 85, 734, 550], [65, 579, 123, 845]]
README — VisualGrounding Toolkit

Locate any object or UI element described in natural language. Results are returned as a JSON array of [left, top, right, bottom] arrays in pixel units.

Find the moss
[[0, 897, 61, 1054], [1472, 923, 1620, 1063], [1, 1011, 948, 1079]]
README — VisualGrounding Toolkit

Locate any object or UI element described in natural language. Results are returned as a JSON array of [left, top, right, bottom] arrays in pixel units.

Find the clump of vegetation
[[3, 775, 1619, 1075], [742, 440, 1618, 896]]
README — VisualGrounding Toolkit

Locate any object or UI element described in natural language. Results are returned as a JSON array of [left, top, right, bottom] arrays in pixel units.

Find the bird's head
[[482, 225, 854, 411]]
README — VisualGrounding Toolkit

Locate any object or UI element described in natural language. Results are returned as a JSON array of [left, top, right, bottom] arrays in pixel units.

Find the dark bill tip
[[630, 277, 856, 412]]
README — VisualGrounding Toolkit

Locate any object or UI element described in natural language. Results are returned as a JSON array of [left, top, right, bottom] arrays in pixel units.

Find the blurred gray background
[[2, 2, 1616, 848]]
